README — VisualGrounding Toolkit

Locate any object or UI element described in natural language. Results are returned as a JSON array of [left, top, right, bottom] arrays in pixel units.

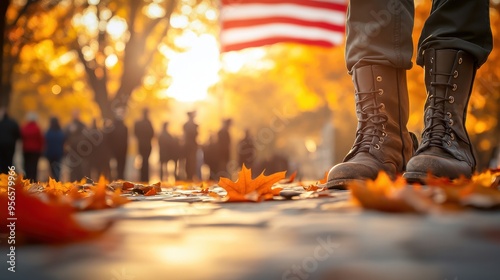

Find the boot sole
[[327, 178, 366, 190], [403, 171, 428, 184]]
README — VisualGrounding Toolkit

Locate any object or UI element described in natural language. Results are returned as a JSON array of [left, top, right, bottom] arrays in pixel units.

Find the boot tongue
[[430, 51, 456, 138], [354, 66, 378, 137]]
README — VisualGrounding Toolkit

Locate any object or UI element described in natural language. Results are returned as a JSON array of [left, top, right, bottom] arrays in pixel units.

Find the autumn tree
[[1, 0, 61, 108]]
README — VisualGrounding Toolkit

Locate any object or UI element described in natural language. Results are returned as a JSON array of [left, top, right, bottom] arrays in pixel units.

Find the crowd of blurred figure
[[0, 107, 289, 182]]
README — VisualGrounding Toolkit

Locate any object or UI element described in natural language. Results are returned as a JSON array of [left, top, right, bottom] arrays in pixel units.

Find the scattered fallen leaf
[[303, 172, 328, 191], [348, 172, 435, 213], [319, 172, 328, 184], [280, 171, 297, 184]]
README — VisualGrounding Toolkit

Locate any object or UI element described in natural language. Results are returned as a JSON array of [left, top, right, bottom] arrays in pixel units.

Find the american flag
[[220, 0, 347, 52]]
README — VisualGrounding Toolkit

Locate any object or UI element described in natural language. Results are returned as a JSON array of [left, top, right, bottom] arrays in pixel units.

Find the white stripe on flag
[[221, 23, 344, 46], [221, 3, 345, 26]]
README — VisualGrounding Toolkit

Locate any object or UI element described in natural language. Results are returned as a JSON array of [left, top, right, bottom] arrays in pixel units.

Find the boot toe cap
[[405, 154, 473, 182], [327, 162, 380, 189]]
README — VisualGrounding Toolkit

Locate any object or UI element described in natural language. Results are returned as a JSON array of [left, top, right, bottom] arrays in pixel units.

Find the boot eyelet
[[382, 132, 387, 137], [382, 124, 386, 129], [453, 70, 459, 78], [380, 103, 385, 109], [448, 96, 455, 103], [458, 57, 463, 64], [376, 76, 382, 82], [446, 112, 452, 118], [449, 119, 454, 126], [374, 144, 380, 150], [447, 141, 452, 146], [450, 133, 455, 140], [379, 138, 384, 144], [378, 89, 384, 95], [430, 57, 434, 63], [452, 84, 457, 91]]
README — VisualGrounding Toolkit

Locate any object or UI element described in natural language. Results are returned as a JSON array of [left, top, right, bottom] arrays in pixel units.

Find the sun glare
[[221, 48, 269, 73], [164, 34, 220, 102]]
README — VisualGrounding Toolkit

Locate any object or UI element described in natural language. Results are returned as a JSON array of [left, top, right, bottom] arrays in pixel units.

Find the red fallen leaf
[[144, 187, 157, 196], [122, 181, 135, 190], [218, 164, 286, 202], [151, 182, 162, 192], [0, 177, 110, 244]]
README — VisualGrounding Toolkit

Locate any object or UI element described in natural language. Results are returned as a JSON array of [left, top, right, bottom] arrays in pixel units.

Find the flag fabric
[[219, 0, 347, 52]]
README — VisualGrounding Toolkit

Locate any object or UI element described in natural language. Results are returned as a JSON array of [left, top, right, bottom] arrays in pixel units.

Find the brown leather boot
[[327, 65, 416, 189], [404, 49, 476, 183]]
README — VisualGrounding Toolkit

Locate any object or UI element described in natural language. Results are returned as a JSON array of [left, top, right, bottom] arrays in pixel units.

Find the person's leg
[[141, 149, 151, 182], [416, 0, 492, 68], [345, 0, 414, 71], [49, 158, 60, 180], [0, 148, 14, 174], [159, 161, 164, 182], [23, 152, 39, 181], [116, 154, 126, 180], [328, 0, 416, 188], [405, 0, 492, 181], [32, 152, 40, 181]]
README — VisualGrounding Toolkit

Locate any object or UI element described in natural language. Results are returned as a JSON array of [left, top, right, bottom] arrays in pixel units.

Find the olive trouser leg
[[345, 0, 492, 71]]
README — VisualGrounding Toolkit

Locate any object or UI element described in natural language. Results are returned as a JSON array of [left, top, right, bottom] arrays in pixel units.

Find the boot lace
[[355, 89, 388, 152], [422, 71, 455, 147]]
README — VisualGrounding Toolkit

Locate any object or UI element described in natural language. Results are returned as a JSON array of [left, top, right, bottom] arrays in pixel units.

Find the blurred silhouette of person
[[158, 121, 179, 181], [44, 116, 65, 180], [203, 133, 218, 180], [257, 153, 289, 176], [89, 119, 111, 179], [108, 112, 128, 180], [490, 145, 500, 169], [21, 112, 44, 181], [134, 108, 154, 182], [237, 129, 255, 169], [0, 107, 20, 174], [183, 111, 199, 180], [216, 118, 232, 175], [64, 110, 88, 181]]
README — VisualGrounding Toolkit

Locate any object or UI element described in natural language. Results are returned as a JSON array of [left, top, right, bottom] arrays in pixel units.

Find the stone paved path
[[3, 189, 500, 280]]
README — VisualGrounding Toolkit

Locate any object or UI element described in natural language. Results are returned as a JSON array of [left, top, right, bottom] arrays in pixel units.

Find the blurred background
[[1, 0, 499, 182]]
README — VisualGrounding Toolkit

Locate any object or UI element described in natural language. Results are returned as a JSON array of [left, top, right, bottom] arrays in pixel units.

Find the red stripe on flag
[[222, 17, 344, 33], [221, 0, 346, 11], [221, 37, 336, 52]]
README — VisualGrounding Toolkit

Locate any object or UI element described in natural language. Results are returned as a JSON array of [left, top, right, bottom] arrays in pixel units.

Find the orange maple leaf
[[218, 164, 286, 202], [348, 171, 435, 213], [319, 172, 328, 184], [280, 171, 297, 184], [83, 176, 129, 210]]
